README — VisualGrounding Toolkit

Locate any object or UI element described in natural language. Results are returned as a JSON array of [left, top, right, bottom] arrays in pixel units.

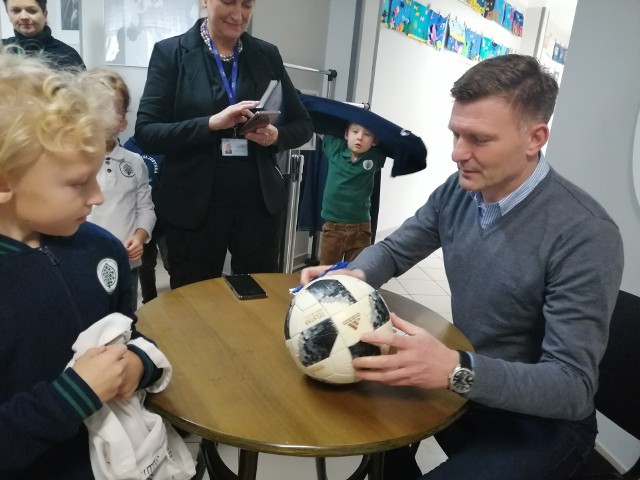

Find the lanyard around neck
[[205, 29, 239, 105]]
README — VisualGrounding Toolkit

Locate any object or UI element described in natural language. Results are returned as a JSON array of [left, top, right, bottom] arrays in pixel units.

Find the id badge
[[221, 138, 248, 157]]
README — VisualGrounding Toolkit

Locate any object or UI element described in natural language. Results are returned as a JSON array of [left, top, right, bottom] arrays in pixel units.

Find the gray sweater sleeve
[[351, 172, 624, 421]]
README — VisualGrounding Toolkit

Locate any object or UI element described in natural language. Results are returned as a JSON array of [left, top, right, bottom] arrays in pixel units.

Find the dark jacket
[[2, 25, 85, 70], [0, 223, 157, 479], [135, 20, 313, 229]]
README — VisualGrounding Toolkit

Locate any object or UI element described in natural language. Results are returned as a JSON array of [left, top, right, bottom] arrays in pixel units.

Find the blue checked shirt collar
[[470, 155, 550, 229]]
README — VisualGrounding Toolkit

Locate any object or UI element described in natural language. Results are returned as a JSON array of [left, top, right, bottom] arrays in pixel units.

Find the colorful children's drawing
[[388, 0, 412, 33], [468, 0, 486, 16], [426, 10, 447, 51], [445, 17, 466, 54], [491, 41, 503, 58], [484, 0, 495, 19], [465, 28, 481, 61], [552, 42, 561, 62], [406, 1, 431, 42], [558, 46, 567, 65], [502, 3, 514, 31], [380, 0, 391, 25], [512, 10, 524, 36], [491, 0, 506, 25], [479, 36, 493, 60]]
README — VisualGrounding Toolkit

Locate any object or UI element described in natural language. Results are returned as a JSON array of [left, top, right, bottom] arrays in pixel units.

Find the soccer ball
[[284, 274, 392, 384]]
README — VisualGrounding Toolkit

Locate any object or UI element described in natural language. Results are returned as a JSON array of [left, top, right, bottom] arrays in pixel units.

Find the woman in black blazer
[[136, 0, 312, 289]]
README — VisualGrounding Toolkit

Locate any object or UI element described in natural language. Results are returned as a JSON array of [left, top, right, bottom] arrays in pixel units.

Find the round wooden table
[[136, 273, 472, 480]]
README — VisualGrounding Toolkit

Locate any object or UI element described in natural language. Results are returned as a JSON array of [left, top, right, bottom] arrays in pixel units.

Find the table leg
[[315, 457, 328, 480], [367, 452, 385, 480], [238, 449, 259, 480]]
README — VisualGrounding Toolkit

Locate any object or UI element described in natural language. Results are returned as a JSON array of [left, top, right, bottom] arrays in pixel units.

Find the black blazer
[[135, 20, 313, 229]]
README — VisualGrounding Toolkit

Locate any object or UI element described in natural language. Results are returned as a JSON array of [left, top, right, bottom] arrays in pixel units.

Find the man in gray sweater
[[301, 54, 624, 479]]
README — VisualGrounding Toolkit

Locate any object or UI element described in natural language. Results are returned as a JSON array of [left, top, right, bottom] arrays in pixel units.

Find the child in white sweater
[[84, 69, 156, 310]]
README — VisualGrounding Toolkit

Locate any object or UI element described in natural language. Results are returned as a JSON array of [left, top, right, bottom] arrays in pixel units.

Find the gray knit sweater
[[350, 169, 624, 421]]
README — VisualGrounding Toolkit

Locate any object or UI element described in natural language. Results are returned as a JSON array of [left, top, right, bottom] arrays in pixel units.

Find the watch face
[[452, 368, 474, 394]]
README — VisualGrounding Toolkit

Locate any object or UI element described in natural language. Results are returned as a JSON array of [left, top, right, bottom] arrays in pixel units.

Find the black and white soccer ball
[[284, 274, 392, 384]]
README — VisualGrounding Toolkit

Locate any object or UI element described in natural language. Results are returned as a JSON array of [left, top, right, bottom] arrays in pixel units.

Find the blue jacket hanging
[[298, 93, 427, 177]]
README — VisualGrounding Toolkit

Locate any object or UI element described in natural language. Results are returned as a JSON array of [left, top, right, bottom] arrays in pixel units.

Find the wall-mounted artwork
[[502, 3, 514, 31], [468, 0, 486, 16], [381, 0, 391, 24], [105, 0, 200, 67], [60, 0, 79, 31], [445, 17, 466, 54], [491, 0, 506, 25], [406, 1, 430, 42], [388, 0, 412, 33], [426, 10, 447, 50]]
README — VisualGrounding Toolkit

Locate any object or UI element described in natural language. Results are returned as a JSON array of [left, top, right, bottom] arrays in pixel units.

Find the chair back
[[595, 290, 640, 442]]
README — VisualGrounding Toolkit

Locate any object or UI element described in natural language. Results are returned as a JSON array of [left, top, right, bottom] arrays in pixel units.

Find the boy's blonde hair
[[79, 67, 131, 114], [0, 50, 117, 176]]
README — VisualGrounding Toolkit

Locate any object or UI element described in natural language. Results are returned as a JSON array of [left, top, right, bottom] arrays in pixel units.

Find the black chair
[[571, 290, 640, 479]]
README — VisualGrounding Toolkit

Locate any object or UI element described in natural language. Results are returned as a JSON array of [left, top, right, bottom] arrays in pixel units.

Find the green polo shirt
[[321, 134, 387, 223]]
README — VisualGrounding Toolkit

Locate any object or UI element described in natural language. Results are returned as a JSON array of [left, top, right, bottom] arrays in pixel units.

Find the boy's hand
[[124, 237, 143, 261], [73, 344, 128, 403], [124, 230, 147, 261], [112, 349, 144, 401]]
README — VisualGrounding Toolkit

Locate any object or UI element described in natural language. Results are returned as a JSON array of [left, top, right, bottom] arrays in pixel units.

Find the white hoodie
[[67, 313, 196, 480]]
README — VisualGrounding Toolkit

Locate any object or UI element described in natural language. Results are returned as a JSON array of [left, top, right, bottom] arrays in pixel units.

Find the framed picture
[[60, 0, 80, 30], [105, 0, 200, 67]]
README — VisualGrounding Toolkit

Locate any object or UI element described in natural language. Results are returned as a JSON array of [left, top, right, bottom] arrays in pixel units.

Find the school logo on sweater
[[97, 258, 118, 293], [363, 159, 374, 170], [119, 161, 135, 177]]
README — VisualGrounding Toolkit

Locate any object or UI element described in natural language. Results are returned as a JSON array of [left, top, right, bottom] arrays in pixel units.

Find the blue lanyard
[[206, 30, 239, 105]]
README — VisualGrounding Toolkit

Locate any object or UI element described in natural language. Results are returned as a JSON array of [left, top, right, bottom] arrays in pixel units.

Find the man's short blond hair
[[0, 49, 117, 176]]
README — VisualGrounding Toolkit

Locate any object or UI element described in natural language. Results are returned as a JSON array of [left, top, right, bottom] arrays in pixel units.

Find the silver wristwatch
[[448, 350, 474, 394]]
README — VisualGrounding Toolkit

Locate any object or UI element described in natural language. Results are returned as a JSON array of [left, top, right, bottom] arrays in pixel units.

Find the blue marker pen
[[290, 261, 349, 294]]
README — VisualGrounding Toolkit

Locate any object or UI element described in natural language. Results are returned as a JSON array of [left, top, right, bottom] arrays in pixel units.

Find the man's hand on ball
[[299, 265, 366, 285], [353, 313, 459, 389]]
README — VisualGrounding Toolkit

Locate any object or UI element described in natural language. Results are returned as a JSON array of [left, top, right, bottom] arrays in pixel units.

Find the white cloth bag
[[67, 313, 196, 480]]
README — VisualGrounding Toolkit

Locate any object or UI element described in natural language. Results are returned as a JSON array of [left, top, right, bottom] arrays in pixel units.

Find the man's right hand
[[72, 344, 128, 403]]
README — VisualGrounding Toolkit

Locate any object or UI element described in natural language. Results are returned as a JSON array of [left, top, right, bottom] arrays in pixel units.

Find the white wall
[[325, 0, 357, 102], [368, 0, 524, 233], [544, 0, 640, 471]]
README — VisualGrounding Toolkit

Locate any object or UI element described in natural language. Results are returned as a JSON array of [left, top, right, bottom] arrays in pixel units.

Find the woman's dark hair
[[451, 54, 559, 124], [3, 0, 47, 10]]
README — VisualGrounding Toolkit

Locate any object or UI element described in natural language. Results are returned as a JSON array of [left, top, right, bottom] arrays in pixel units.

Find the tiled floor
[[139, 248, 452, 479]]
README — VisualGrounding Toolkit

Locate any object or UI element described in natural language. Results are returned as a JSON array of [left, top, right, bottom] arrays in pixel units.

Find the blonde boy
[[0, 51, 161, 479]]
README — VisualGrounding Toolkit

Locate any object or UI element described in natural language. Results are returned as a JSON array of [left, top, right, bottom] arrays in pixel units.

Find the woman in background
[[136, 0, 312, 289], [2, 0, 85, 69]]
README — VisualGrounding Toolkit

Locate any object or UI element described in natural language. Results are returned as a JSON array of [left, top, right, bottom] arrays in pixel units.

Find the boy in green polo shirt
[[319, 123, 386, 265]]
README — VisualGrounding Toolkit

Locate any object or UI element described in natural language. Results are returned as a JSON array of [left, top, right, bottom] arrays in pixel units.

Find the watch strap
[[457, 350, 472, 370]]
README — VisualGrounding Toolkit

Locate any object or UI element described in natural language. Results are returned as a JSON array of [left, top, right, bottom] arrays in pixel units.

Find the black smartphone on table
[[224, 274, 268, 300]]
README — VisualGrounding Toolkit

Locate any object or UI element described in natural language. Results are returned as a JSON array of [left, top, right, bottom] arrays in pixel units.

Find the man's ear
[[372, 137, 379, 147], [526, 123, 549, 157], [0, 174, 14, 204]]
